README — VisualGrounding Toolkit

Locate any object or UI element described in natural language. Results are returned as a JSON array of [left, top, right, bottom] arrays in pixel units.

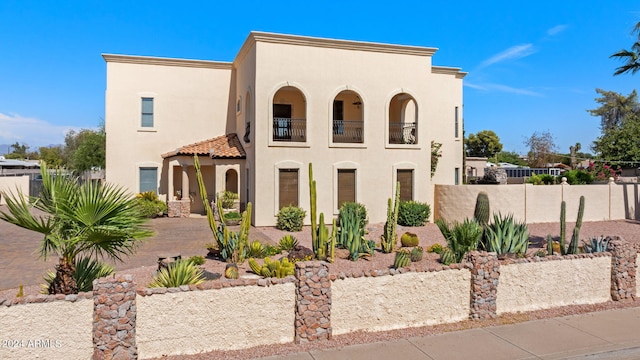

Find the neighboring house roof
[[162, 133, 246, 159], [0, 158, 40, 168]]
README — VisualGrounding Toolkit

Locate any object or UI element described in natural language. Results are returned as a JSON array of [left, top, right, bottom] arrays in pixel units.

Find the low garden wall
[[496, 255, 611, 314], [136, 281, 296, 359], [0, 241, 637, 360], [434, 182, 640, 223], [0, 174, 29, 205], [331, 267, 471, 335], [0, 293, 93, 360]]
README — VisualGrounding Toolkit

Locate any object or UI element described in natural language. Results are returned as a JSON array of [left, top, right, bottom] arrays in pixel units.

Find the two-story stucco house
[[103, 31, 466, 226]]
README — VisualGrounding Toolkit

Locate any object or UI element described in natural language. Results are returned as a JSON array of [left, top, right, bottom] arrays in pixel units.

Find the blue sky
[[0, 1, 638, 155]]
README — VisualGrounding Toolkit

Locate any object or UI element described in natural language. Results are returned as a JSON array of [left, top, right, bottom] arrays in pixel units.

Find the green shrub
[[560, 170, 594, 185], [278, 235, 299, 252], [218, 191, 238, 209], [224, 211, 242, 220], [264, 244, 281, 256], [339, 202, 368, 230], [398, 200, 430, 226], [136, 191, 167, 218], [187, 255, 206, 266], [148, 260, 205, 287], [276, 206, 306, 231], [436, 218, 483, 265], [42, 257, 114, 293], [527, 174, 556, 185]]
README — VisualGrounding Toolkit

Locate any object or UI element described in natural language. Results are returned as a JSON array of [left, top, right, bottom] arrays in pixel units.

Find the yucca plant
[[435, 218, 483, 265], [247, 240, 266, 258], [148, 260, 205, 288], [42, 256, 114, 293], [482, 213, 529, 256]]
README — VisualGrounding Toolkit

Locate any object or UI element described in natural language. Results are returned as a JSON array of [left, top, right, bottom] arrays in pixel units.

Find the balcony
[[273, 118, 306, 142], [333, 120, 363, 143], [389, 122, 417, 144]]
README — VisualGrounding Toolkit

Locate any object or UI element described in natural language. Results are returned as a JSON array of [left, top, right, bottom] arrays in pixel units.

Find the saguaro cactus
[[381, 182, 400, 253], [560, 201, 567, 255]]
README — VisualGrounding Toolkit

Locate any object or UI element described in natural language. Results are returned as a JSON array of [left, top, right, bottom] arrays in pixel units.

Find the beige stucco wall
[[496, 257, 611, 314], [0, 175, 29, 205], [136, 284, 295, 359], [0, 300, 93, 360], [435, 183, 630, 223], [104, 57, 233, 199], [434, 184, 525, 223], [331, 269, 471, 335]]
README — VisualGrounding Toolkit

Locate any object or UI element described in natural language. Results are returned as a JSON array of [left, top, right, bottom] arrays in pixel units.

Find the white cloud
[[0, 112, 78, 148], [547, 24, 568, 36], [478, 43, 536, 68]]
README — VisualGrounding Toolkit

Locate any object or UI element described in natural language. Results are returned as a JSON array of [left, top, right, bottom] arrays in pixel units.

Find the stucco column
[[167, 164, 174, 200], [181, 164, 189, 200]]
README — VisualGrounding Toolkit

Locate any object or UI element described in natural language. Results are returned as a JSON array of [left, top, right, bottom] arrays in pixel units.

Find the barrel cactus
[[474, 191, 490, 227], [400, 232, 419, 247], [224, 263, 239, 279], [410, 246, 424, 262], [394, 249, 411, 269]]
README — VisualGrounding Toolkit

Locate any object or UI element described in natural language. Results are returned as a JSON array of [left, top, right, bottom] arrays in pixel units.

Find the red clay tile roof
[[161, 133, 246, 159]]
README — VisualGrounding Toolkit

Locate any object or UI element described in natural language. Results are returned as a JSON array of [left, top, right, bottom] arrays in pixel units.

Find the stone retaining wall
[[0, 243, 638, 359]]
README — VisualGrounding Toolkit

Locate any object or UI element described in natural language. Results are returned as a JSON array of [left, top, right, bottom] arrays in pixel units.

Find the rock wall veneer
[[93, 275, 137, 360], [467, 251, 500, 319], [294, 262, 331, 343], [609, 238, 638, 301]]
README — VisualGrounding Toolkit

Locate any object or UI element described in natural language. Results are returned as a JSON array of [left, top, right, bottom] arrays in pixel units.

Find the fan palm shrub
[[0, 162, 152, 294], [435, 218, 483, 265]]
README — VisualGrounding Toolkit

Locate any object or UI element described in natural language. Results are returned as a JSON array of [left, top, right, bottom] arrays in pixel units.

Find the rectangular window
[[337, 169, 356, 208], [397, 169, 413, 201], [142, 98, 154, 127], [139, 167, 157, 193], [279, 169, 299, 208], [454, 106, 459, 138], [455, 167, 460, 185]]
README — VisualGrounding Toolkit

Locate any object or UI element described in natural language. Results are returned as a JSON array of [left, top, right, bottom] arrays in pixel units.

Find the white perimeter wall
[[136, 283, 296, 359], [496, 257, 611, 314], [331, 269, 471, 335], [0, 300, 93, 360], [0, 175, 29, 205]]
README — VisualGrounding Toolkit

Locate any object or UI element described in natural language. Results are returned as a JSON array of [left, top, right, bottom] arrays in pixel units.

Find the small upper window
[[455, 106, 459, 138], [141, 98, 154, 127]]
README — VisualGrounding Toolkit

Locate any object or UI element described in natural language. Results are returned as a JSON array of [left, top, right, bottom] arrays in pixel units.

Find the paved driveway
[[0, 208, 278, 290]]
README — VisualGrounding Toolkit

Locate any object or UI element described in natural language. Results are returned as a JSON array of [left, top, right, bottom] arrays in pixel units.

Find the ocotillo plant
[[381, 182, 400, 253]]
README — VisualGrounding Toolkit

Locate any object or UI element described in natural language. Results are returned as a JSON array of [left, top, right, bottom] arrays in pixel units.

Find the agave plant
[[278, 235, 299, 252], [482, 213, 529, 256], [435, 218, 483, 265], [582, 235, 611, 253], [148, 260, 205, 288]]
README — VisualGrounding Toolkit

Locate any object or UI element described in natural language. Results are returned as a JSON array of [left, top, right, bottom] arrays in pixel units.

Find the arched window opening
[[225, 169, 238, 194]]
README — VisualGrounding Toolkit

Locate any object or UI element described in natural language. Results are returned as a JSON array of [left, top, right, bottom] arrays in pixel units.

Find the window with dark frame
[[397, 169, 413, 201], [337, 169, 356, 208], [279, 169, 299, 208], [139, 167, 157, 193]]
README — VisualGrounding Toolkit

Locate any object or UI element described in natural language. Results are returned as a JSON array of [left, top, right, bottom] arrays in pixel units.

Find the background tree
[[593, 112, 640, 164], [524, 131, 557, 168], [63, 126, 106, 173], [489, 151, 527, 167], [465, 130, 503, 158], [588, 89, 639, 130], [4, 142, 38, 160], [611, 21, 640, 76], [38, 145, 64, 167]]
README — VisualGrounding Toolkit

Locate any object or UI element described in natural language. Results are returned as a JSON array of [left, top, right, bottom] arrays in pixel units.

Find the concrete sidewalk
[[261, 307, 640, 360]]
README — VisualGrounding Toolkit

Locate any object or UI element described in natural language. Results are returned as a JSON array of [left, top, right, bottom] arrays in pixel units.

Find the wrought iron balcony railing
[[332, 120, 364, 143], [273, 118, 306, 142], [389, 122, 417, 144]]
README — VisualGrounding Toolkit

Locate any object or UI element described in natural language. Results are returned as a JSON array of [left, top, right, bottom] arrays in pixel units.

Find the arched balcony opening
[[272, 86, 306, 142], [389, 93, 418, 144], [332, 90, 364, 143]]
